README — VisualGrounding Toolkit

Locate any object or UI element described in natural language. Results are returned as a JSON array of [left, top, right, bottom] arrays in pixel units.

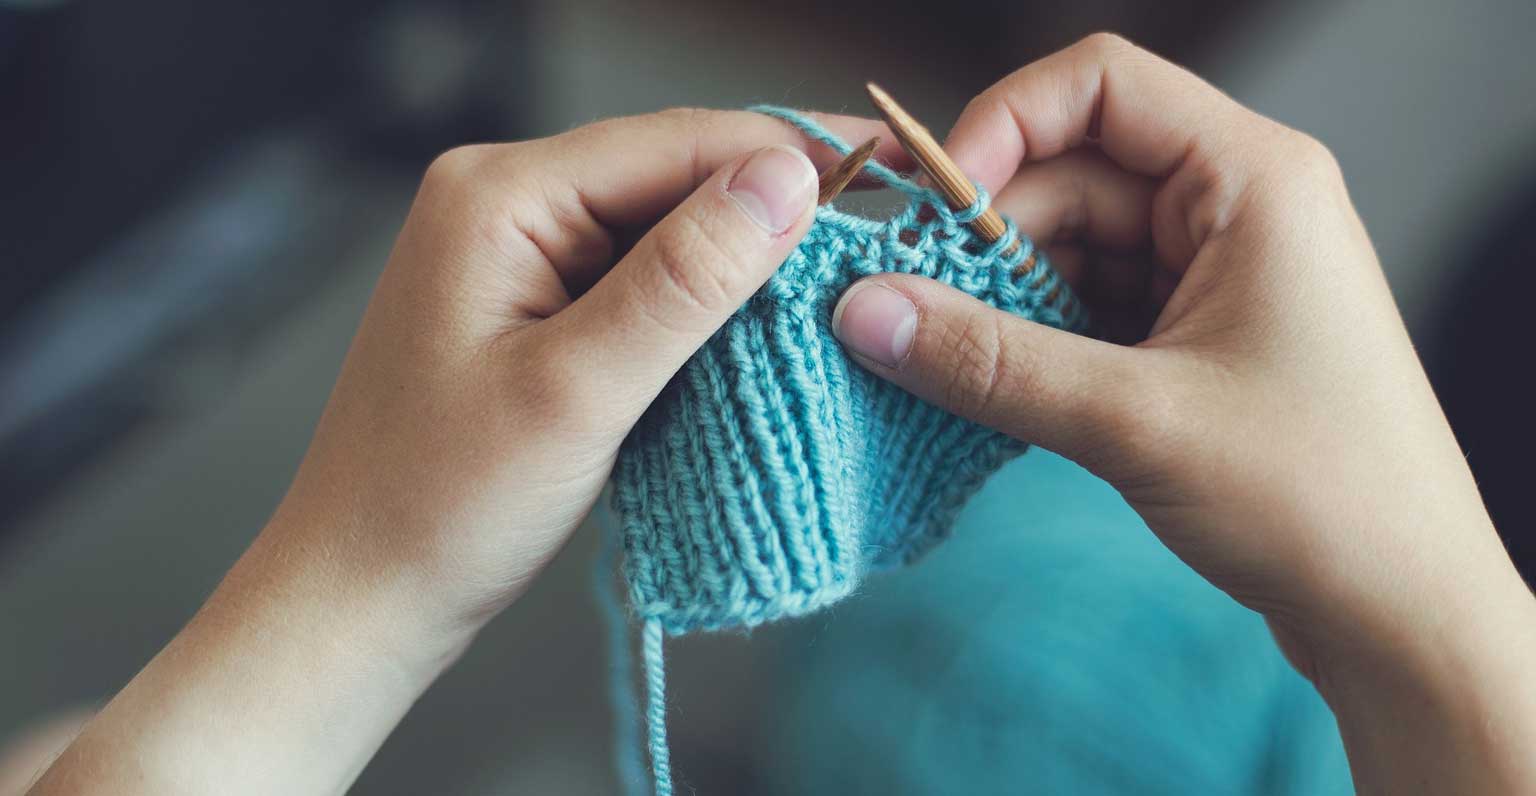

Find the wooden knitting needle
[[866, 82, 1027, 261], [817, 136, 881, 204]]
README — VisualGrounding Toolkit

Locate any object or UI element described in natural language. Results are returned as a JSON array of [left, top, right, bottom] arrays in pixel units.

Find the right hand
[[832, 33, 1536, 792]]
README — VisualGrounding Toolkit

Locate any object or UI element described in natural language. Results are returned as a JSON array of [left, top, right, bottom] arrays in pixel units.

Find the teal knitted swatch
[[603, 106, 1088, 795]]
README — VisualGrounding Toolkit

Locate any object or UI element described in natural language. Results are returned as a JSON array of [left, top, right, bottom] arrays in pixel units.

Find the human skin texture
[[832, 33, 1536, 796], [27, 35, 1536, 796]]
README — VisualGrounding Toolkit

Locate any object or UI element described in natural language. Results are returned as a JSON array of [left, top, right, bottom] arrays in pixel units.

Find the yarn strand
[[642, 619, 674, 796], [594, 522, 648, 795], [746, 104, 928, 202]]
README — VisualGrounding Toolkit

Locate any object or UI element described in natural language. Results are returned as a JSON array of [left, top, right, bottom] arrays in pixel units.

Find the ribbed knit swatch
[[603, 105, 1089, 795]]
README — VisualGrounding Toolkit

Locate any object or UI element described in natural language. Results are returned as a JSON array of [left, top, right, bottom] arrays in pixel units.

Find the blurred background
[[1, 0, 1532, 793]]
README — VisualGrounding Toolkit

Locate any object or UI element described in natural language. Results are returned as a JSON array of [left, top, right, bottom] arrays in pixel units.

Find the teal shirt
[[768, 451, 1353, 794]]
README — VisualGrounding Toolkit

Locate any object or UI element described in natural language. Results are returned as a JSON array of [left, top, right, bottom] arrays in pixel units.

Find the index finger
[[433, 108, 910, 301], [944, 33, 1256, 193], [514, 108, 911, 229]]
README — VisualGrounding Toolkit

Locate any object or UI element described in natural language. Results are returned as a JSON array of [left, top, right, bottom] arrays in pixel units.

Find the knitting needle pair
[[815, 83, 1024, 265]]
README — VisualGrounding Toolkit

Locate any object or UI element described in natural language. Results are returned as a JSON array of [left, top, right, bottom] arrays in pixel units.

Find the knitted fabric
[[603, 106, 1088, 795]]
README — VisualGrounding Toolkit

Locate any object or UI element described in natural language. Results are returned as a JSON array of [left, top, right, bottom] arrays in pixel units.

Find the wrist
[[224, 508, 483, 687], [1302, 568, 1536, 792], [32, 511, 485, 795]]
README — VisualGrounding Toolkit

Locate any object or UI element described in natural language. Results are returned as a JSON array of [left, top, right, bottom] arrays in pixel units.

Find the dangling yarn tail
[[641, 618, 674, 796], [596, 518, 675, 796], [595, 525, 648, 795]]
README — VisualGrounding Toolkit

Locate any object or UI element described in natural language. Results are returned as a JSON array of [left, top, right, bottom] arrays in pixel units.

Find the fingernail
[[727, 145, 815, 234], [832, 281, 917, 368]]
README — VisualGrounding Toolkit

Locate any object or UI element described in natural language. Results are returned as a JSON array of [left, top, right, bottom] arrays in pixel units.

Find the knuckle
[[1287, 132, 1344, 186], [658, 107, 721, 183], [653, 106, 721, 152], [935, 312, 1014, 421], [1081, 31, 1135, 57], [1243, 127, 1348, 216], [656, 106, 715, 128], [554, 117, 607, 148], [422, 145, 487, 196], [573, 107, 713, 146], [419, 143, 524, 224], [417, 143, 537, 254], [649, 213, 738, 318]]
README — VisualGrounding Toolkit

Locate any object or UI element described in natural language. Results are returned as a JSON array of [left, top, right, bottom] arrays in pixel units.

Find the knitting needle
[[865, 82, 1030, 264], [817, 136, 882, 204]]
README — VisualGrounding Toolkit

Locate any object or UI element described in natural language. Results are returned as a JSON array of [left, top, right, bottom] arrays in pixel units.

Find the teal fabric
[[601, 106, 1349, 796], [611, 106, 1086, 638], [605, 106, 1087, 795], [768, 451, 1354, 794]]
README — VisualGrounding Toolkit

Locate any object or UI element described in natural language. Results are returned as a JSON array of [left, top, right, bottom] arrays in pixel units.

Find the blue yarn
[[593, 524, 647, 794], [951, 184, 990, 223], [601, 106, 1089, 794], [640, 620, 673, 796], [747, 104, 928, 202]]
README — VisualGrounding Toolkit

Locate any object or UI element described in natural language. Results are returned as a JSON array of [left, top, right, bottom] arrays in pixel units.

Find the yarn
[[593, 526, 647, 792], [601, 105, 1089, 794], [639, 620, 673, 795]]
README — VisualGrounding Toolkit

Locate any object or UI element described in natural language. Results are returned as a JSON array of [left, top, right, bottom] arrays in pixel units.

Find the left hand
[[31, 109, 901, 796], [276, 109, 850, 629]]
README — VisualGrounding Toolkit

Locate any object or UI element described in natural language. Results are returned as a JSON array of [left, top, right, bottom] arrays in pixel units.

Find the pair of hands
[[33, 34, 1536, 795]]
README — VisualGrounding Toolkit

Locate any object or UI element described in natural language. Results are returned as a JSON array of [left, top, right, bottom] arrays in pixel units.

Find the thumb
[[550, 144, 818, 405], [831, 273, 1164, 466]]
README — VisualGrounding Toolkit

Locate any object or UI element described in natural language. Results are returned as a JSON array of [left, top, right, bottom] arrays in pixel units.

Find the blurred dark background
[[1, 0, 1532, 793]]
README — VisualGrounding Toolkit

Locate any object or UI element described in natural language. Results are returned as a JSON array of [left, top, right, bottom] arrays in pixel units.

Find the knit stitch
[[603, 105, 1088, 794]]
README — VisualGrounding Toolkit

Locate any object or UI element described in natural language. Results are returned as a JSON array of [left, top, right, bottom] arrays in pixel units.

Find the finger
[[945, 33, 1255, 189], [449, 109, 907, 297], [991, 149, 1155, 252], [537, 144, 817, 408], [541, 109, 909, 228], [1041, 243, 1086, 287], [830, 272, 1172, 465]]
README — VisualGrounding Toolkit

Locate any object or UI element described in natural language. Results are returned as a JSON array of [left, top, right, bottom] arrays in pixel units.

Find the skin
[[23, 34, 1536, 796]]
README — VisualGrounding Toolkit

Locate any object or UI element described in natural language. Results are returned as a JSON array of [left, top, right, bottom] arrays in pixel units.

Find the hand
[[30, 109, 905, 795], [270, 110, 854, 628], [832, 33, 1536, 793]]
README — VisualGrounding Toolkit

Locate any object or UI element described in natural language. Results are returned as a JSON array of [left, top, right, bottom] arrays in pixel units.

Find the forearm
[[28, 515, 474, 796], [25, 110, 837, 795], [1316, 563, 1536, 795]]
